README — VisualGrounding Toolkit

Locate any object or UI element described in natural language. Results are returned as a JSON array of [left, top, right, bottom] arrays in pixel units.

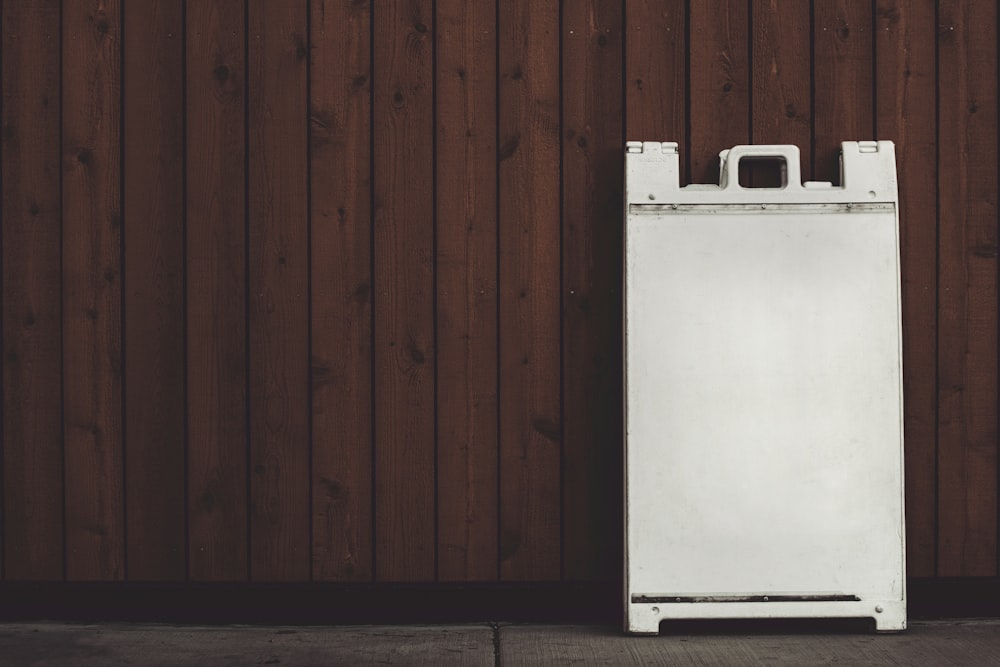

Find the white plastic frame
[[623, 142, 906, 635]]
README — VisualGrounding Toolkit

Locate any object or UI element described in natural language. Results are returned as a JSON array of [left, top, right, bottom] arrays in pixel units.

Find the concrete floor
[[1, 619, 998, 665]]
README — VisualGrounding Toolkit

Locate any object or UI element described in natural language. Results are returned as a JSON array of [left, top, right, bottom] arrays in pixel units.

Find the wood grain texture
[[435, 0, 499, 582], [812, 0, 874, 183], [122, 0, 186, 582], [0, 0, 997, 590], [186, 0, 249, 581], [561, 0, 623, 582], [875, 0, 938, 578], [1, 0, 64, 580], [247, 0, 311, 581], [936, 0, 998, 576], [624, 0, 686, 148], [688, 0, 750, 185], [310, 0, 373, 582], [498, 0, 561, 581], [62, 0, 124, 581], [372, 0, 436, 582], [751, 0, 810, 178]]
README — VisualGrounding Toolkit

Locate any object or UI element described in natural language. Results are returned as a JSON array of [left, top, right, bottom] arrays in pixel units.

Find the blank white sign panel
[[623, 142, 905, 634]]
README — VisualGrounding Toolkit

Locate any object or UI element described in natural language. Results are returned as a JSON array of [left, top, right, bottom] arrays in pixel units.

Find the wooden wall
[[0, 0, 996, 585]]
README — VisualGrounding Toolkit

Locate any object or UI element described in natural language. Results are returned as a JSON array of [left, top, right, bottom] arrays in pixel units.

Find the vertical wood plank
[[247, 0, 310, 581], [62, 0, 124, 580], [498, 0, 561, 581], [310, 0, 373, 582], [875, 0, 938, 578], [751, 0, 811, 177], [122, 0, 186, 581], [1, 0, 64, 580], [561, 0, 623, 582], [372, 0, 436, 583], [435, 0, 499, 582], [936, 0, 998, 576], [688, 0, 750, 185], [624, 0, 686, 147], [186, 0, 248, 581], [812, 0, 874, 183]]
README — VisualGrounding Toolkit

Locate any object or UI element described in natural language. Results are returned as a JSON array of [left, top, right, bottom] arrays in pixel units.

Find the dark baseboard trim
[[0, 582, 619, 625], [0, 579, 996, 625], [907, 577, 1000, 619]]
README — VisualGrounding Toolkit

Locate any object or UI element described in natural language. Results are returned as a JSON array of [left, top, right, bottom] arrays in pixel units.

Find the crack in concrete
[[491, 622, 501, 667]]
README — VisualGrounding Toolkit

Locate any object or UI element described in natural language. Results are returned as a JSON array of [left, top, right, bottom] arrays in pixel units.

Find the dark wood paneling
[[688, 0, 750, 185], [875, 0, 939, 578], [247, 0, 311, 581], [498, 0, 562, 581], [624, 1, 686, 151], [751, 0, 811, 176], [122, 0, 186, 582], [310, 0, 374, 582], [812, 0, 874, 183], [186, 0, 249, 581], [61, 0, 124, 581], [936, 0, 998, 577], [435, 0, 499, 582], [561, 0, 623, 582], [0, 0, 997, 591], [1, 0, 63, 580], [372, 0, 436, 582]]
